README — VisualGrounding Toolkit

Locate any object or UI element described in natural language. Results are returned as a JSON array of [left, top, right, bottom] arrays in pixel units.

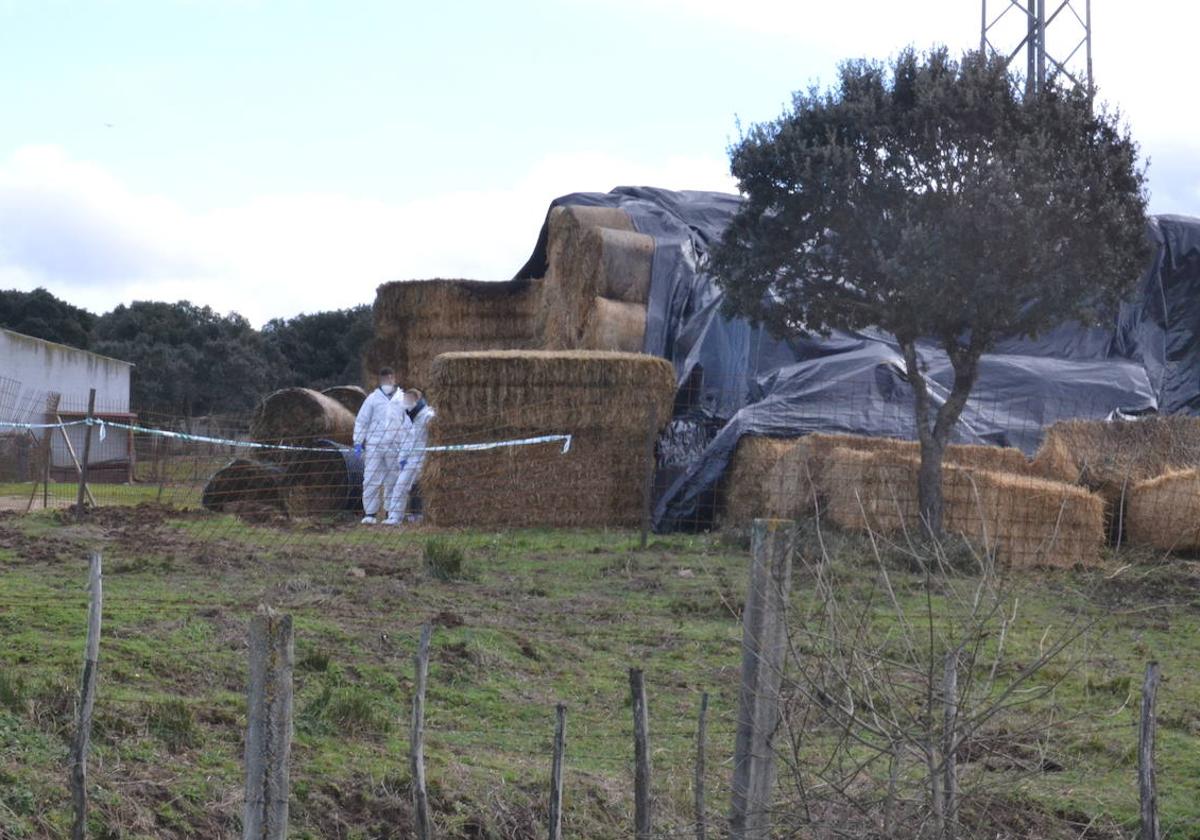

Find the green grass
[[0, 508, 1198, 838]]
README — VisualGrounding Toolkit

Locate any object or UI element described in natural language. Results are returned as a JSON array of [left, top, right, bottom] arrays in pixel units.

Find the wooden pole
[[942, 649, 959, 837], [74, 388, 96, 520], [548, 702, 566, 840], [242, 607, 294, 840], [412, 624, 433, 840], [730, 519, 796, 840], [69, 551, 103, 840], [1139, 661, 1161, 840], [695, 692, 709, 840], [639, 401, 658, 550], [630, 668, 652, 840]]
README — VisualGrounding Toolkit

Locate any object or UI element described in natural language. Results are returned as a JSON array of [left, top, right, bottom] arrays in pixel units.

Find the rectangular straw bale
[[723, 432, 1030, 525], [363, 278, 543, 386], [579, 298, 647, 353], [822, 446, 1104, 567], [1125, 469, 1200, 551], [422, 350, 676, 527], [539, 205, 650, 350], [722, 437, 802, 526]]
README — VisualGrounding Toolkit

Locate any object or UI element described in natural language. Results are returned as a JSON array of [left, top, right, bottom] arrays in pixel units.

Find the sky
[[0, 0, 1196, 326]]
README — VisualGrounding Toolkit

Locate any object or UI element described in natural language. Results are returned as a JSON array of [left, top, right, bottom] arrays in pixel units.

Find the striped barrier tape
[[0, 418, 572, 455]]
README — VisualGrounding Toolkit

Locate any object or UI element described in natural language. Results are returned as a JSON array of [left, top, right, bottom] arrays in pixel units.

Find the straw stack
[[1125, 469, 1200, 551], [362, 278, 543, 387], [822, 447, 1105, 567], [539, 205, 654, 352], [248, 388, 356, 457], [722, 432, 1032, 525], [421, 350, 675, 527]]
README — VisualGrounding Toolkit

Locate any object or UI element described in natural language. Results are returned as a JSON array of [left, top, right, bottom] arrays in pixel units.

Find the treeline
[[0, 288, 372, 417]]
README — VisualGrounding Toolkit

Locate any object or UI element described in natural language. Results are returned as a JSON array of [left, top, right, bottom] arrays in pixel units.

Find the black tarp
[[516, 188, 1200, 532]]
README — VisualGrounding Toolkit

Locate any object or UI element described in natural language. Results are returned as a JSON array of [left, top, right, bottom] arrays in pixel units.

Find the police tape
[[0, 417, 572, 455]]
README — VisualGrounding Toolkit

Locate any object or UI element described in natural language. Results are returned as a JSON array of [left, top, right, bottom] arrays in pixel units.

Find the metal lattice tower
[[981, 0, 1093, 95]]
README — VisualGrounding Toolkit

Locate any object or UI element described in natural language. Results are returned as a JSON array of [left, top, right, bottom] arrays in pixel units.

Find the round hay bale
[[249, 388, 356, 455], [1125, 469, 1200, 552], [283, 439, 364, 517], [321, 385, 367, 415], [201, 458, 288, 513], [580, 298, 646, 353]]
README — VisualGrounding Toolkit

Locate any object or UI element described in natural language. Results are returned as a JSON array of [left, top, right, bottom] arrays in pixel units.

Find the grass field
[[1, 506, 1198, 838]]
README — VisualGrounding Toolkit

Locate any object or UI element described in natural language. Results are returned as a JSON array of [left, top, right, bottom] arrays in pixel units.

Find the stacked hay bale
[[723, 432, 1032, 525], [362, 279, 544, 386], [1032, 416, 1200, 540], [421, 350, 675, 528], [539, 206, 654, 353], [822, 447, 1105, 567], [1126, 469, 1200, 551], [248, 388, 356, 456]]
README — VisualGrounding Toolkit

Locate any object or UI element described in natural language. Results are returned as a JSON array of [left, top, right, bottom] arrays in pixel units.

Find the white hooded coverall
[[390, 401, 435, 519], [354, 387, 400, 517]]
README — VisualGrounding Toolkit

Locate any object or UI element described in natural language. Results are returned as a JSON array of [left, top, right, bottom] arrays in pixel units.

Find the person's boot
[[383, 513, 402, 526], [361, 514, 378, 525]]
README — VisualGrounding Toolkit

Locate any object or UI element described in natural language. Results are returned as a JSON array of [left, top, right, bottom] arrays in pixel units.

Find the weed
[[298, 648, 331, 673], [147, 698, 201, 753], [0, 672, 25, 713], [424, 539, 467, 582]]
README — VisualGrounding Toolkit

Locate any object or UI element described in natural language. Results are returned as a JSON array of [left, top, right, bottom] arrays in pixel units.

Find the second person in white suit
[[385, 388, 435, 526]]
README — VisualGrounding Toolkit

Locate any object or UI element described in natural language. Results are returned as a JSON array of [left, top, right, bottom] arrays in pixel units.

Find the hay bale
[[580, 298, 647, 353], [249, 388, 357, 455], [283, 440, 363, 517], [823, 447, 1105, 568], [1031, 416, 1200, 540], [1125, 469, 1200, 551], [363, 278, 543, 386], [321, 385, 367, 415], [422, 350, 676, 528], [539, 205, 650, 350], [201, 459, 288, 513], [722, 433, 1031, 525]]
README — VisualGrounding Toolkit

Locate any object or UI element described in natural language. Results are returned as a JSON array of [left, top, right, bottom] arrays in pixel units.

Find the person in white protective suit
[[384, 388, 435, 526], [353, 367, 402, 524]]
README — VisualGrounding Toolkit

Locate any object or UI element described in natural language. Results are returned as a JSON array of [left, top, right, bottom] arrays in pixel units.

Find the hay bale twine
[[283, 439, 364, 517], [1125, 469, 1200, 551], [321, 385, 367, 415], [580, 298, 647, 353], [422, 350, 675, 528], [723, 432, 1031, 526], [249, 388, 357, 457], [822, 446, 1104, 567], [201, 458, 288, 513]]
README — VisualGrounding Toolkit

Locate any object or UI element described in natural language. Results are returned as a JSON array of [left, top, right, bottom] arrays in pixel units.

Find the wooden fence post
[[69, 552, 103, 840], [74, 388, 96, 521], [1139, 661, 1161, 840], [729, 519, 796, 840], [412, 624, 433, 840], [695, 692, 709, 840], [630, 668, 652, 840], [548, 702, 566, 840], [242, 607, 294, 840]]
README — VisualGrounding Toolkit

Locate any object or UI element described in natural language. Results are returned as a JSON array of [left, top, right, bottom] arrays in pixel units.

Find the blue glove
[[353, 443, 363, 457], [399, 459, 408, 470]]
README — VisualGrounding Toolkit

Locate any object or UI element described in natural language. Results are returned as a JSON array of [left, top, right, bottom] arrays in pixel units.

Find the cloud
[[0, 145, 736, 325]]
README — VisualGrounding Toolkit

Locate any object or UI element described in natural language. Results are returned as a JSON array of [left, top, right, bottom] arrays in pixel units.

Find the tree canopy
[[713, 48, 1150, 531]]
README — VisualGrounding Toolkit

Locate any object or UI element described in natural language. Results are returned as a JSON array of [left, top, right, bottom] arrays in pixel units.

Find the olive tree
[[713, 48, 1149, 534]]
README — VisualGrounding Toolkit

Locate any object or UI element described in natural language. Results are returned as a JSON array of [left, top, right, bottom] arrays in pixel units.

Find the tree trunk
[[917, 437, 946, 537]]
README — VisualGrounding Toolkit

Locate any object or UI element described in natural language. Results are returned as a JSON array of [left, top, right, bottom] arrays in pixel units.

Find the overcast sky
[[1, 0, 1196, 326]]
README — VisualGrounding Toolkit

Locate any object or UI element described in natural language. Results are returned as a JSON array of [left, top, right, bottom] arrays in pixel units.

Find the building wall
[[1, 329, 133, 473], [1, 329, 131, 414]]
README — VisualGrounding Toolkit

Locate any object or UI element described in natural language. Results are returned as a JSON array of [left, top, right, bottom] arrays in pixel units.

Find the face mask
[[380, 384, 395, 395], [403, 397, 417, 410]]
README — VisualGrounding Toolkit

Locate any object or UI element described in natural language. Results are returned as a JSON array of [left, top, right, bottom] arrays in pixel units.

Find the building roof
[[1, 327, 135, 368]]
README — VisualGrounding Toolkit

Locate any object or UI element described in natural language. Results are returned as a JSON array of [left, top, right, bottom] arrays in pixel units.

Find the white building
[[1, 328, 134, 481]]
